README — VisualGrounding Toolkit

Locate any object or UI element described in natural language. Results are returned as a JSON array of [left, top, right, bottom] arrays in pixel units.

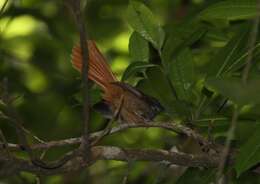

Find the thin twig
[[242, 0, 260, 84], [193, 96, 207, 121], [216, 107, 239, 183], [31, 149, 80, 170], [1, 78, 33, 157], [217, 3, 260, 182], [1, 79, 75, 170], [122, 161, 131, 184], [1, 115, 46, 144], [0, 128, 11, 158], [36, 177, 41, 184], [40, 149, 48, 160], [91, 95, 125, 146], [21, 126, 46, 144], [66, 0, 90, 160], [0, 0, 8, 17]]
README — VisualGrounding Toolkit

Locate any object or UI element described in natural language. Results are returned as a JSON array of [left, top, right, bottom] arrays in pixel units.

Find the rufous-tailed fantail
[[71, 40, 163, 124]]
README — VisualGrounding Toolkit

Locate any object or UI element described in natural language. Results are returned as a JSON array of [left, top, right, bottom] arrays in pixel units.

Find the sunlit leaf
[[126, 0, 165, 50], [129, 31, 149, 62], [235, 124, 260, 177], [121, 62, 156, 81], [204, 27, 229, 45]]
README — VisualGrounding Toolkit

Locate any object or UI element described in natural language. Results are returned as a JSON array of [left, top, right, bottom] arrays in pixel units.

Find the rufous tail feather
[[71, 40, 117, 91]]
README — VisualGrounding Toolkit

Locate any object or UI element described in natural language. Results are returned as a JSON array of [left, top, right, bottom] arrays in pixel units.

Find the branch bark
[[0, 146, 222, 177], [66, 0, 90, 160], [1, 121, 220, 153]]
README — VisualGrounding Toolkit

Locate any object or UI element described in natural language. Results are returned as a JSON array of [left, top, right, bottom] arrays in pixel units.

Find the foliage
[[1, 0, 260, 183]]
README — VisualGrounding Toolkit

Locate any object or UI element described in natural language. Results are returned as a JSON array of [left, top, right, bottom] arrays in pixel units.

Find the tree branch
[[0, 146, 222, 177], [66, 0, 90, 159], [1, 121, 220, 153]]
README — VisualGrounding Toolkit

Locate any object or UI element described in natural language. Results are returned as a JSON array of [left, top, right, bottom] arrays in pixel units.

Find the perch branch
[[0, 146, 222, 177], [0, 121, 220, 153]]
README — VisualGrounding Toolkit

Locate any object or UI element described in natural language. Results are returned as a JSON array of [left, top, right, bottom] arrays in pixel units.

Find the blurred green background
[[1, 0, 260, 183], [0, 0, 201, 183]]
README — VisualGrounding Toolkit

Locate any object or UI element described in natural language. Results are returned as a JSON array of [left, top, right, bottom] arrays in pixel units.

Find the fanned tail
[[71, 40, 117, 91]]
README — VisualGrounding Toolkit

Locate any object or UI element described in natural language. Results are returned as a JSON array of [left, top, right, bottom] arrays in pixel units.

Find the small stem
[[216, 107, 238, 183], [2, 78, 33, 158], [66, 0, 90, 160], [0, 128, 11, 158], [0, 0, 8, 16], [91, 95, 124, 146], [194, 96, 207, 121], [242, 0, 260, 84]]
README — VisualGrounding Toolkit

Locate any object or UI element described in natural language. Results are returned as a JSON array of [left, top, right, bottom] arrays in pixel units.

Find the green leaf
[[207, 24, 252, 77], [205, 77, 260, 106], [235, 124, 260, 177], [129, 31, 149, 62], [144, 67, 176, 115], [143, 67, 190, 117], [162, 21, 206, 70], [204, 27, 229, 45], [199, 0, 258, 23], [121, 62, 156, 81], [146, 67, 176, 113], [196, 119, 260, 142], [126, 0, 165, 50], [169, 48, 194, 102], [176, 168, 215, 184]]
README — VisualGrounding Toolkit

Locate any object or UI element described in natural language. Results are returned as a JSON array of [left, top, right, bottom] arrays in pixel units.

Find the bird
[[71, 40, 163, 124]]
